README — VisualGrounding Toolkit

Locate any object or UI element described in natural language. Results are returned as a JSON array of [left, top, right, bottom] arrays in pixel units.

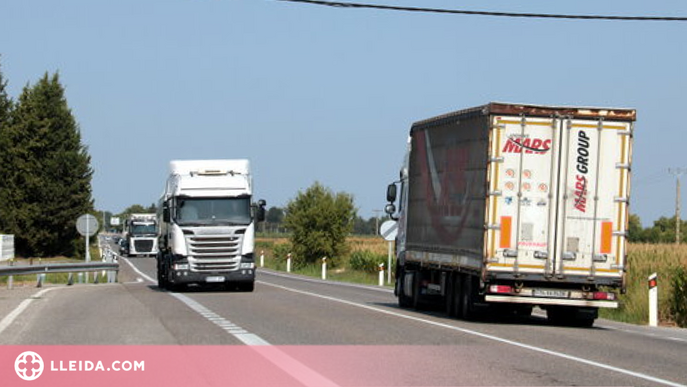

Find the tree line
[[0, 60, 93, 258], [628, 214, 687, 244]]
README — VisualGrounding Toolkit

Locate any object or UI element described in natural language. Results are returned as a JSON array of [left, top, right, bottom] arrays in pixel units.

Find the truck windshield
[[131, 224, 157, 235], [176, 197, 252, 226]]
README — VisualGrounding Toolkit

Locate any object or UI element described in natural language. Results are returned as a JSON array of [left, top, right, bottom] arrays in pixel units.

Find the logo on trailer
[[574, 130, 591, 212], [502, 135, 552, 155]]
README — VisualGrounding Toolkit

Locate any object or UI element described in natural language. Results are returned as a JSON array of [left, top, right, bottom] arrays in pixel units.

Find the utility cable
[[276, 0, 687, 22]]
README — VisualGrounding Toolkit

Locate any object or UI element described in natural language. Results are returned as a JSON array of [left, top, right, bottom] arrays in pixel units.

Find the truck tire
[[412, 270, 423, 310], [444, 272, 455, 316], [156, 257, 167, 290], [547, 306, 596, 327], [460, 274, 477, 320], [237, 282, 255, 292], [397, 270, 412, 308], [451, 273, 464, 318]]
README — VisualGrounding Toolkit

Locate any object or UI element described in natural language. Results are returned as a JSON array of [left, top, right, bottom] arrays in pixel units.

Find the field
[[257, 237, 687, 326], [602, 243, 687, 325]]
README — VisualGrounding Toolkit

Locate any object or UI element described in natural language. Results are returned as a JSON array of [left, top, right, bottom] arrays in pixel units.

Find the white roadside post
[[378, 263, 385, 287], [648, 273, 658, 327], [286, 253, 292, 273], [322, 257, 327, 280], [379, 220, 398, 285], [260, 250, 265, 268]]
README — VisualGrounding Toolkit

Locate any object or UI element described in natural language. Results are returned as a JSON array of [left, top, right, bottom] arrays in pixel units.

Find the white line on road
[[0, 287, 58, 336], [259, 280, 687, 387], [120, 256, 339, 387]]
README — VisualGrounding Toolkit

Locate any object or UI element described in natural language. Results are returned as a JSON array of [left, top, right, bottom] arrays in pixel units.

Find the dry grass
[[601, 243, 687, 325]]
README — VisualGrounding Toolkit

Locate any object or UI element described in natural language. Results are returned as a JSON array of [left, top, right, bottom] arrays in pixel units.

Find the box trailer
[[385, 102, 635, 327]]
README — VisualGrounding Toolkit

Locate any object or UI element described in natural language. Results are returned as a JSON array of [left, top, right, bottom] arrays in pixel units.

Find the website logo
[[15, 351, 44, 381]]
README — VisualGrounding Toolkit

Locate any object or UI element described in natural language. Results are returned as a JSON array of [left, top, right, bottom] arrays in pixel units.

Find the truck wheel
[[460, 274, 477, 320], [397, 270, 412, 308], [445, 272, 462, 317], [412, 270, 424, 310], [237, 282, 255, 292], [156, 258, 167, 290]]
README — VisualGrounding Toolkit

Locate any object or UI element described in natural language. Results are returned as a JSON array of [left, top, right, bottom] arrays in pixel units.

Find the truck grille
[[134, 239, 154, 253], [186, 232, 243, 272]]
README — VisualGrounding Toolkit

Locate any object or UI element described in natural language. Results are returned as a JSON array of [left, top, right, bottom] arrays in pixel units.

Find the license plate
[[533, 289, 570, 298], [205, 276, 226, 283]]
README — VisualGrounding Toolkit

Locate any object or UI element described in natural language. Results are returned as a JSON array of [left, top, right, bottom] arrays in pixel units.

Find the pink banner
[[0, 346, 467, 387]]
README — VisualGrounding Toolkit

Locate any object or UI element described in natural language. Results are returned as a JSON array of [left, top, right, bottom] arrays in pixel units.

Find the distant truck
[[122, 213, 158, 257], [385, 102, 635, 327], [157, 160, 266, 291]]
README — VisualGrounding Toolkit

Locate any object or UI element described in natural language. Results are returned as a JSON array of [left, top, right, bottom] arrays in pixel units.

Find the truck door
[[554, 118, 632, 279], [487, 116, 559, 277]]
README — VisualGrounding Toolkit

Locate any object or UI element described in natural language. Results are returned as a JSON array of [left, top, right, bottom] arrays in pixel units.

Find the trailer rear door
[[554, 118, 632, 279], [486, 115, 632, 280]]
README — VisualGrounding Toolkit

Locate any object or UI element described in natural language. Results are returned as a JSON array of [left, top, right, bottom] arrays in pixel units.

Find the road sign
[[380, 220, 398, 241], [76, 214, 99, 237], [110, 217, 121, 226]]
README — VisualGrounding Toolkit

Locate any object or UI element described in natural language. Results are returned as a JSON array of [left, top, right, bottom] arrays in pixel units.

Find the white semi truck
[[122, 213, 158, 257], [157, 160, 266, 291], [385, 102, 635, 327]]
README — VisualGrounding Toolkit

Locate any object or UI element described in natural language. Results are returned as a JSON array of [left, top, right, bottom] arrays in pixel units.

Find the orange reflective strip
[[601, 221, 613, 254], [500, 216, 512, 249]]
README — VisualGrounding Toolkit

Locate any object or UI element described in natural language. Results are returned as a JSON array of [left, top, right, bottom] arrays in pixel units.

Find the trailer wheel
[[397, 270, 412, 308], [412, 270, 423, 310], [460, 274, 477, 320], [444, 272, 455, 316], [547, 306, 596, 328], [445, 272, 462, 317]]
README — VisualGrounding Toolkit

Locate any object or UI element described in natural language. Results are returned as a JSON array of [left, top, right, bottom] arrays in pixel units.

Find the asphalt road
[[1, 243, 686, 386]]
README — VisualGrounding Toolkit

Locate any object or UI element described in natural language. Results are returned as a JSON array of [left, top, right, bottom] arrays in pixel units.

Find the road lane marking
[[120, 256, 339, 387], [0, 287, 58, 336], [259, 280, 687, 387]]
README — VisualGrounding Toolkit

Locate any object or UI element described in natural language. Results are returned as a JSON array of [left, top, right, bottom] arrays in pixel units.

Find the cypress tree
[[0, 58, 15, 234], [5, 73, 93, 257]]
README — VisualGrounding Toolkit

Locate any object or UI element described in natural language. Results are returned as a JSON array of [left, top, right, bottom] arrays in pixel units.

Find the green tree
[[0, 59, 14, 233], [2, 73, 93, 257], [627, 213, 645, 243], [283, 182, 356, 265]]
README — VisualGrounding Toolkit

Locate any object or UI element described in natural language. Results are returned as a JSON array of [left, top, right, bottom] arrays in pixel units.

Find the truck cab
[[157, 160, 266, 291]]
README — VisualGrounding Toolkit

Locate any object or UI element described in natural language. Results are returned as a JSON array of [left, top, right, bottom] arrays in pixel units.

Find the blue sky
[[1, 0, 686, 226]]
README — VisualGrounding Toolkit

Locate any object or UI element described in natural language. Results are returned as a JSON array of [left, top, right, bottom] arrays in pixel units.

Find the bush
[[349, 250, 387, 274], [670, 266, 687, 327], [283, 182, 356, 264]]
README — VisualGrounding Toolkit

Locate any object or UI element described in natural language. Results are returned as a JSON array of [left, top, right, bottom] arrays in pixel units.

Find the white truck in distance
[[157, 160, 266, 291], [122, 213, 158, 257], [385, 102, 635, 327]]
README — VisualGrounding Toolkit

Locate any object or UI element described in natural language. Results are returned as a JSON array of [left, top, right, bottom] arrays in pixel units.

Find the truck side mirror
[[386, 183, 397, 203], [256, 199, 267, 222], [163, 203, 170, 223]]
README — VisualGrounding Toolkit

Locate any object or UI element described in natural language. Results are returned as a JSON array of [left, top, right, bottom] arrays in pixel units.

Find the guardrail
[[0, 262, 119, 289]]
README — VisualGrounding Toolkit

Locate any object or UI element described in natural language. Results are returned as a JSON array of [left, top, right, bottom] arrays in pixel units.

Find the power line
[[276, 0, 687, 22]]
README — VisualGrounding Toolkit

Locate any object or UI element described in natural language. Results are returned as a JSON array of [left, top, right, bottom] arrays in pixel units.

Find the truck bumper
[[168, 267, 255, 285], [485, 295, 617, 308]]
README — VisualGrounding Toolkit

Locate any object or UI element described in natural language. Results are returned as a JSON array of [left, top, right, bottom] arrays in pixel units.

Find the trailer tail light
[[489, 285, 513, 294], [592, 291, 616, 301]]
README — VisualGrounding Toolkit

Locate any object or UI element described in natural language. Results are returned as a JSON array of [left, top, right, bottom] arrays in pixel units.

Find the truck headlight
[[240, 263, 254, 269]]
